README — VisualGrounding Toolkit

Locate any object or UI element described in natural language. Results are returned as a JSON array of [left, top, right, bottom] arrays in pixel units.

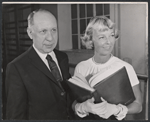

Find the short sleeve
[[74, 62, 88, 77], [125, 64, 139, 86]]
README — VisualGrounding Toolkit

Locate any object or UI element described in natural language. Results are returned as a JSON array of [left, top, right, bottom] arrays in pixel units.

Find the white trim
[[2, 2, 148, 4]]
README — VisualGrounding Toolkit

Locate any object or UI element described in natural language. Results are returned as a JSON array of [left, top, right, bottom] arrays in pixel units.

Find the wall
[[57, 4, 72, 50], [119, 4, 148, 120], [120, 4, 147, 75]]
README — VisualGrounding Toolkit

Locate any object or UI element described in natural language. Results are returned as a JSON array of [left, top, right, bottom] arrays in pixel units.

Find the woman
[[72, 16, 142, 120]]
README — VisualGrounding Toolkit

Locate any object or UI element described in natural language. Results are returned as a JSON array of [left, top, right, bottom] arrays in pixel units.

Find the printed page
[[68, 74, 95, 92]]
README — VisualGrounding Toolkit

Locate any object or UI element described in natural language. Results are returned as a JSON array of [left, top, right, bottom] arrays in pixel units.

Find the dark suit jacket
[[5, 46, 72, 120]]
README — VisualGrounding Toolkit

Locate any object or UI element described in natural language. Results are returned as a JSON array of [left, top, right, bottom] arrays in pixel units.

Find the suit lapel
[[27, 47, 58, 86]]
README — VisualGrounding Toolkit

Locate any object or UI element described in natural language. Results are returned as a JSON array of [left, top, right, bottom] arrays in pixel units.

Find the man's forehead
[[33, 12, 57, 28], [34, 11, 56, 23]]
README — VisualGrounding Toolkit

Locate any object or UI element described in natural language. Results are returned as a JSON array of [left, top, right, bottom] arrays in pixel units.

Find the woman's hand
[[75, 97, 108, 117], [97, 97, 120, 119], [98, 98, 128, 120], [82, 97, 107, 115]]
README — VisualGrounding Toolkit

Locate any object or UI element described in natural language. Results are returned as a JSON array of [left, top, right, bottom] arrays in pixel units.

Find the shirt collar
[[33, 44, 55, 61]]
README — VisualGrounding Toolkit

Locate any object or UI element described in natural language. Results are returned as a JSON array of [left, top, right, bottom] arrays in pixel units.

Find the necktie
[[46, 55, 63, 82]]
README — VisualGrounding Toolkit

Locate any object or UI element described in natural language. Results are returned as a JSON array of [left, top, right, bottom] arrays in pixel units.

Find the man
[[5, 9, 73, 120]]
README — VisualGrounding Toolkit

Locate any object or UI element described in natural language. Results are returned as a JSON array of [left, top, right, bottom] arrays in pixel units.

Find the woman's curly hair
[[81, 16, 119, 49]]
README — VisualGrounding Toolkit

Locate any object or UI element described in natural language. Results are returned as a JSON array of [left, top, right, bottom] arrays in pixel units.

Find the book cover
[[93, 67, 135, 105], [67, 66, 135, 105]]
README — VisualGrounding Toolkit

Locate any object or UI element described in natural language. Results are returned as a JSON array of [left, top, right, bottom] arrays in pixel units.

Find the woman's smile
[[103, 45, 111, 50]]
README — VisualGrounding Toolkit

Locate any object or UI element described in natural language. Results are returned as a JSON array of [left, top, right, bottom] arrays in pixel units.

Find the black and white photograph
[[1, 2, 148, 121]]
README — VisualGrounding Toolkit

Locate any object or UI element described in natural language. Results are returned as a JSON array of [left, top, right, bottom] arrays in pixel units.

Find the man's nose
[[46, 31, 53, 41]]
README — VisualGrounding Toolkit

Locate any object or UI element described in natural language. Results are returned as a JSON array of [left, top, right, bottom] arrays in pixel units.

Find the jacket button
[[61, 92, 65, 96]]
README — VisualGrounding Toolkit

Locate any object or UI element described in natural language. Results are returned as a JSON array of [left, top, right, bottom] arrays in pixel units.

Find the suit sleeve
[[5, 63, 28, 120]]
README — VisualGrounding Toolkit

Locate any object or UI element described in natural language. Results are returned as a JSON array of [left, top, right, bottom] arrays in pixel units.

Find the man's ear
[[27, 27, 33, 39]]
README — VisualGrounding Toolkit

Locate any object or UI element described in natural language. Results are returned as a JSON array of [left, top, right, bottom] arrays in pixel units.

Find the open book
[[67, 66, 135, 105]]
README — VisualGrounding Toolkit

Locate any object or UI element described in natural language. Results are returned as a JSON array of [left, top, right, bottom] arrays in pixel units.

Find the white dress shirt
[[33, 44, 63, 78]]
